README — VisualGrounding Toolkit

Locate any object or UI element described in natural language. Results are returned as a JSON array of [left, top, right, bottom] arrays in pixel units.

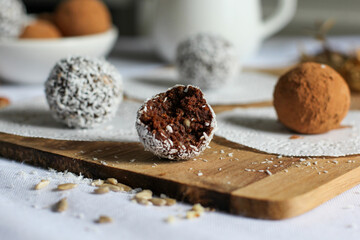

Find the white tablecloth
[[1, 37, 360, 240]]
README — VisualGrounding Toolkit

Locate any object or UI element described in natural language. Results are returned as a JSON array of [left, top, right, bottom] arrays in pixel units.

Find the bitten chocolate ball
[[274, 62, 351, 134], [20, 20, 62, 39], [136, 85, 217, 160], [0, 0, 26, 38], [45, 56, 123, 128], [176, 33, 238, 89], [54, 0, 111, 36]]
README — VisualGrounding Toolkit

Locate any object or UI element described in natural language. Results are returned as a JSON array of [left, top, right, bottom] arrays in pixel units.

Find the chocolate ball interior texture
[[176, 33, 238, 89], [136, 85, 217, 160], [274, 62, 351, 134], [45, 56, 123, 129]]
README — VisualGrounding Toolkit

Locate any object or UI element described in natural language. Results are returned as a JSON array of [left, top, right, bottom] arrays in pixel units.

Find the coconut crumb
[[165, 216, 176, 223]]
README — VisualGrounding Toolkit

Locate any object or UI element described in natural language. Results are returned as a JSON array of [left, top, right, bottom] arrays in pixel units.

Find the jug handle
[[261, 0, 297, 39]]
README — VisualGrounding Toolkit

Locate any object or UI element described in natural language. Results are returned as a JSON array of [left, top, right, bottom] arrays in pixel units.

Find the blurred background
[[22, 0, 360, 36]]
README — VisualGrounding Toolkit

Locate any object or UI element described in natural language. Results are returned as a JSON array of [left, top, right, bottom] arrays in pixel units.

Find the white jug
[[149, 0, 297, 62]]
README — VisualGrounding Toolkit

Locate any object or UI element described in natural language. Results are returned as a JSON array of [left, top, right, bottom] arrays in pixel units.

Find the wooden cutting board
[[1, 93, 360, 220]]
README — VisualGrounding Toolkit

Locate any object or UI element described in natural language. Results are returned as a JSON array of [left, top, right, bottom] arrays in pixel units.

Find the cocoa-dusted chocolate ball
[[274, 62, 351, 134], [20, 20, 62, 39], [54, 0, 111, 36], [136, 85, 217, 160]]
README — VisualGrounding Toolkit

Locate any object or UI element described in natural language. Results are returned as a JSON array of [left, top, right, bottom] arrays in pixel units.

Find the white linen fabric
[[216, 107, 360, 157], [0, 97, 140, 142], [0, 159, 360, 240]]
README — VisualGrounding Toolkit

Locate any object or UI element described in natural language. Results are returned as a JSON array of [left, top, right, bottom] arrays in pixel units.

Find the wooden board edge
[[229, 166, 360, 220]]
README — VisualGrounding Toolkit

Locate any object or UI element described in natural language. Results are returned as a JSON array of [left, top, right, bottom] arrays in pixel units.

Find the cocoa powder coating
[[54, 0, 111, 36], [20, 20, 62, 39], [273, 62, 350, 134]]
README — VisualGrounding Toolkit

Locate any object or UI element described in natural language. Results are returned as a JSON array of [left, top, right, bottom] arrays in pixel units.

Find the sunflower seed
[[91, 179, 104, 187], [165, 216, 176, 223], [192, 203, 205, 213], [105, 178, 118, 185], [116, 183, 132, 192], [34, 180, 50, 190], [57, 183, 77, 191], [135, 190, 152, 200], [94, 186, 110, 194], [164, 198, 177, 206], [136, 198, 151, 205], [186, 210, 200, 219], [96, 215, 113, 224], [101, 184, 121, 192], [149, 198, 167, 206], [55, 198, 68, 212]]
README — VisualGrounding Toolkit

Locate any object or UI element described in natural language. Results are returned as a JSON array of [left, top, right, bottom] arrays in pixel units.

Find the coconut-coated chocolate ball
[[136, 85, 217, 160], [54, 0, 111, 36], [0, 0, 26, 38], [45, 56, 123, 128], [176, 33, 238, 89], [274, 62, 350, 134]]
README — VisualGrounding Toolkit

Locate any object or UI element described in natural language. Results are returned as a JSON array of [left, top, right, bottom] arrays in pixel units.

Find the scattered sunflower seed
[[57, 183, 78, 191], [186, 210, 201, 219], [94, 186, 110, 194], [116, 183, 132, 192], [164, 198, 177, 206], [54, 198, 68, 212], [101, 184, 122, 192], [165, 216, 176, 223], [135, 190, 153, 200], [106, 178, 118, 185], [149, 198, 167, 206], [96, 215, 113, 224], [91, 179, 104, 187], [34, 180, 50, 190], [192, 203, 205, 213], [136, 198, 151, 205]]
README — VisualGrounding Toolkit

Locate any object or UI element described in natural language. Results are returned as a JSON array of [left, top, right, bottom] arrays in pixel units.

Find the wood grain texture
[[1, 130, 360, 220]]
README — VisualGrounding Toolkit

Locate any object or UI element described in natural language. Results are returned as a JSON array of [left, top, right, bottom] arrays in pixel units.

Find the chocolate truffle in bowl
[[45, 56, 123, 128], [19, 20, 62, 39], [176, 33, 238, 89], [54, 0, 111, 36], [136, 85, 217, 160], [273, 62, 351, 134], [0, 0, 26, 38]]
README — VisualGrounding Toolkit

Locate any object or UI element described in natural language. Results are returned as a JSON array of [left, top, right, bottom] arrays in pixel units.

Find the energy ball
[[0, 0, 26, 38], [54, 0, 111, 36], [136, 85, 217, 160], [274, 62, 350, 134], [176, 33, 238, 89], [19, 20, 62, 39], [45, 56, 123, 128]]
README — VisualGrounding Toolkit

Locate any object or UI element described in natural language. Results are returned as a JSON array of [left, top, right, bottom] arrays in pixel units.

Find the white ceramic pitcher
[[149, 0, 297, 62]]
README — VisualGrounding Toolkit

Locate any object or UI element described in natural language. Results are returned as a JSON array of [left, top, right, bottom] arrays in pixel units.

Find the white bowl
[[0, 26, 118, 84]]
